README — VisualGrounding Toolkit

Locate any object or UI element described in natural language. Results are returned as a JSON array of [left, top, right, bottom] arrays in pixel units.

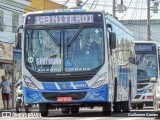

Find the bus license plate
[[57, 97, 72, 102]]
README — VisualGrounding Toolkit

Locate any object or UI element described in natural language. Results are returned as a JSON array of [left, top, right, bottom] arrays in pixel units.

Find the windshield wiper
[[43, 26, 60, 47], [67, 25, 84, 47]]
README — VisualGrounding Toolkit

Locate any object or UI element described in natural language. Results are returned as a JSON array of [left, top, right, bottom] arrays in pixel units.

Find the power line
[[90, 0, 96, 9], [120, 0, 133, 20]]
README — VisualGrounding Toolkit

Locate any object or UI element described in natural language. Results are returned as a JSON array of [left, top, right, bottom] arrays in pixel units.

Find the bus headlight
[[157, 86, 160, 94], [145, 86, 154, 93], [24, 76, 38, 90], [17, 89, 23, 95], [91, 73, 107, 88]]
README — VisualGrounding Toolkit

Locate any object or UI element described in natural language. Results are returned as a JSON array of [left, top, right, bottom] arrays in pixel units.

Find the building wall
[[25, 0, 67, 13], [0, 0, 30, 109], [0, 0, 29, 43], [120, 20, 160, 42]]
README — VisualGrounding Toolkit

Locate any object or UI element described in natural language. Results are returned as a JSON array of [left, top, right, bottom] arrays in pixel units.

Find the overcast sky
[[51, 0, 160, 20]]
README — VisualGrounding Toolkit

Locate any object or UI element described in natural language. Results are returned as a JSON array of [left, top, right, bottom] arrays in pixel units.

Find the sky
[[51, 0, 160, 20]]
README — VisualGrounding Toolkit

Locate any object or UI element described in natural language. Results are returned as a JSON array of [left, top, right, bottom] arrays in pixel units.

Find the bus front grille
[[42, 92, 87, 101], [134, 95, 141, 99]]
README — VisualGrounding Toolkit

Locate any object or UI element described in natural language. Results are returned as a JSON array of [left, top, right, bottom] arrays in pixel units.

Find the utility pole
[[12, 59, 16, 109], [147, 0, 151, 41], [76, 0, 82, 8], [113, 0, 116, 18]]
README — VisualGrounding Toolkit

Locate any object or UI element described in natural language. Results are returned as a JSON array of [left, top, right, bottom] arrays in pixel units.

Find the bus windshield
[[136, 54, 157, 82], [25, 27, 104, 73]]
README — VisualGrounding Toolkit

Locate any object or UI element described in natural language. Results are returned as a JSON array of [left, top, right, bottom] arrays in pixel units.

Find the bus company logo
[[56, 73, 71, 76], [62, 84, 66, 89], [2, 112, 42, 117], [2, 112, 11, 117]]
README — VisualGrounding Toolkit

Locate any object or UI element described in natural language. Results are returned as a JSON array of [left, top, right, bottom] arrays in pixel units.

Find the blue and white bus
[[16, 9, 137, 116], [131, 41, 159, 109]]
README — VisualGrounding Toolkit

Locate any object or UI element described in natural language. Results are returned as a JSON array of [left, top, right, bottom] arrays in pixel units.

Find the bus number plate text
[[57, 96, 72, 102]]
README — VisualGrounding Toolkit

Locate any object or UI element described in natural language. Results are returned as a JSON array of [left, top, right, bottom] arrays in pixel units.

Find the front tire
[[102, 102, 112, 116], [39, 103, 49, 117], [122, 92, 131, 112], [71, 107, 79, 113], [121, 100, 130, 112], [16, 99, 22, 113], [137, 103, 143, 109], [24, 104, 31, 113], [113, 102, 121, 113], [61, 107, 70, 113], [131, 103, 136, 109]]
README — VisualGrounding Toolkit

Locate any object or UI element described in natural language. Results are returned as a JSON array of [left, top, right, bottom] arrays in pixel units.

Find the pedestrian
[[0, 75, 12, 110]]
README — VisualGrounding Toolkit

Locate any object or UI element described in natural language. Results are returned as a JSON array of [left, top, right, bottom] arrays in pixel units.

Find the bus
[[16, 9, 137, 116], [131, 41, 159, 109]]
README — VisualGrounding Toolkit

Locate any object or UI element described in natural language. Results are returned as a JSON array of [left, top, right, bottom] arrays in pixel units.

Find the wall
[[120, 19, 160, 42], [25, 0, 67, 13]]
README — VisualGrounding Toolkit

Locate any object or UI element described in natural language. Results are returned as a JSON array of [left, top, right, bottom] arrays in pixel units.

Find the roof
[[24, 9, 105, 16]]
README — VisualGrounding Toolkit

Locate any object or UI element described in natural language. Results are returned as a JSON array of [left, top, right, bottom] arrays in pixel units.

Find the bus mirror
[[15, 33, 22, 49], [110, 32, 116, 49], [132, 57, 135, 64], [150, 78, 156, 83], [16, 25, 23, 49]]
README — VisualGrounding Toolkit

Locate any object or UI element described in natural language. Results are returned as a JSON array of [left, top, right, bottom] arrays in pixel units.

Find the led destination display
[[26, 12, 103, 25]]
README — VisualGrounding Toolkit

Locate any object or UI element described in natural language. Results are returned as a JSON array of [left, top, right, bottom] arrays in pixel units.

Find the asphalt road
[[0, 107, 159, 120]]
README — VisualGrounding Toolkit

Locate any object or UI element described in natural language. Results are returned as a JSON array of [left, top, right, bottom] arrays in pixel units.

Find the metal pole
[[113, 0, 116, 18], [147, 0, 151, 41], [12, 60, 16, 109]]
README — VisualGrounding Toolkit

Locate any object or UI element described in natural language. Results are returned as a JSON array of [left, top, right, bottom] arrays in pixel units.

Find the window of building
[[0, 10, 4, 32], [12, 12, 19, 33]]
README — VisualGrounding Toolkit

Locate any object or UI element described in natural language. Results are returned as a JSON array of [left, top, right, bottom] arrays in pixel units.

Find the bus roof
[[134, 41, 160, 49], [134, 41, 160, 44], [24, 9, 105, 16], [106, 14, 133, 37]]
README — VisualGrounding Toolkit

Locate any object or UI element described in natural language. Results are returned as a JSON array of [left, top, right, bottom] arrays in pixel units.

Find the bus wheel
[[24, 105, 31, 113], [16, 99, 22, 113], [102, 102, 112, 116], [39, 103, 49, 117], [71, 107, 79, 113], [155, 112, 160, 119], [113, 102, 121, 113], [137, 104, 143, 109], [61, 107, 70, 113], [131, 103, 136, 109], [121, 96, 131, 112]]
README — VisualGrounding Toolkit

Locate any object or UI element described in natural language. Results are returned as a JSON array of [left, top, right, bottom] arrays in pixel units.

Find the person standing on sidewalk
[[0, 75, 12, 110]]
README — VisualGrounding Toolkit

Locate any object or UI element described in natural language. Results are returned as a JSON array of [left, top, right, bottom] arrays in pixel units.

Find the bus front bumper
[[23, 84, 109, 104]]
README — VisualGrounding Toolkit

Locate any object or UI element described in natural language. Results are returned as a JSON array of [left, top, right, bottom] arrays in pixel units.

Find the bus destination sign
[[135, 43, 156, 53], [26, 13, 103, 25], [35, 15, 93, 24]]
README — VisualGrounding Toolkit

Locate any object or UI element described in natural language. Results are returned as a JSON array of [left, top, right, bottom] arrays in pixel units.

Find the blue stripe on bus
[[137, 92, 144, 94], [42, 9, 86, 13], [72, 9, 86, 12], [43, 10, 55, 13], [42, 81, 89, 90], [57, 9, 71, 12], [42, 82, 57, 90]]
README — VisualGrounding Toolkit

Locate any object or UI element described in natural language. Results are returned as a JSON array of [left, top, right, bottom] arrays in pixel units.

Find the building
[[120, 19, 160, 42], [25, 0, 67, 12], [0, 0, 31, 109]]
